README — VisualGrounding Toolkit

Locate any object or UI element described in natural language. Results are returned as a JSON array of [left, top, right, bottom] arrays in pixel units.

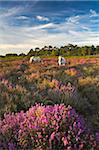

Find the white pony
[[29, 56, 41, 63], [58, 56, 66, 66]]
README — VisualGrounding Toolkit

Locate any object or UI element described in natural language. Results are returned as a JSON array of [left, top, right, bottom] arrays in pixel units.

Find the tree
[[19, 53, 26, 57], [6, 53, 18, 57], [35, 47, 40, 51], [51, 50, 59, 56], [91, 45, 95, 55], [49, 45, 53, 50], [28, 49, 36, 56], [96, 46, 99, 54]]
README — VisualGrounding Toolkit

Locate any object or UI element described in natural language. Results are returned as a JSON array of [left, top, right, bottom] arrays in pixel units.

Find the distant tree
[[60, 46, 64, 49], [19, 53, 26, 57], [43, 46, 48, 50], [68, 44, 75, 51], [26, 44, 99, 57], [96, 46, 99, 54], [35, 47, 40, 51], [49, 45, 53, 50], [5, 53, 18, 57], [0, 55, 5, 58], [28, 49, 36, 56], [79, 47, 86, 56], [28, 49, 33, 54], [53, 46, 57, 50], [91, 45, 96, 55], [51, 50, 59, 56]]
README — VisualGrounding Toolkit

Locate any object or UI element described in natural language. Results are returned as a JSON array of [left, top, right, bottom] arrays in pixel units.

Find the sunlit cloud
[[0, 1, 99, 55], [36, 15, 49, 21], [66, 15, 80, 24]]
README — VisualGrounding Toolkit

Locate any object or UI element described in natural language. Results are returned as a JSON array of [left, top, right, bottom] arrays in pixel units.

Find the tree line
[[1, 44, 99, 57]]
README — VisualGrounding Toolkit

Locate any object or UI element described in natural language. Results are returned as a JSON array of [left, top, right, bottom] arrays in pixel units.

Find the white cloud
[[90, 9, 99, 17], [0, 9, 99, 55], [80, 26, 90, 31], [0, 7, 22, 18], [36, 15, 49, 21], [67, 15, 80, 24], [0, 22, 98, 55], [32, 23, 56, 30]]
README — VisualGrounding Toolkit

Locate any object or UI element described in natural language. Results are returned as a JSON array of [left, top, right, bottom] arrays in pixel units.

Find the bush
[[0, 104, 98, 149]]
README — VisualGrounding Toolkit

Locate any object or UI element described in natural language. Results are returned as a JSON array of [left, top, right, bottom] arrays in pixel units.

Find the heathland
[[0, 53, 99, 149]]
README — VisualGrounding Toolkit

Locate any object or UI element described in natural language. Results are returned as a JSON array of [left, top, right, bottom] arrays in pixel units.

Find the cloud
[[16, 16, 29, 20], [0, 7, 99, 55], [90, 19, 99, 23], [90, 9, 99, 17], [0, 20, 98, 55], [80, 25, 90, 31], [36, 15, 49, 21], [0, 7, 22, 18], [67, 15, 80, 24], [32, 23, 56, 30]]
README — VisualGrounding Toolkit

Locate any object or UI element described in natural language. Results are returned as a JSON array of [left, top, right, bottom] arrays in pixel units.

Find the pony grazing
[[58, 56, 66, 66], [29, 56, 41, 63]]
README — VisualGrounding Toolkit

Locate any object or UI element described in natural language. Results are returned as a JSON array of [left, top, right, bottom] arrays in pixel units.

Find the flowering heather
[[68, 58, 99, 66], [0, 104, 98, 149], [0, 77, 27, 93], [48, 79, 77, 98], [65, 68, 78, 76]]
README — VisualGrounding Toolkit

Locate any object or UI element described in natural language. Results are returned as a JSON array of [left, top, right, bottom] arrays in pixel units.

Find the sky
[[0, 0, 99, 55]]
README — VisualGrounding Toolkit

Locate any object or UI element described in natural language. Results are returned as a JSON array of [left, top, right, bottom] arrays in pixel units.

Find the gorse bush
[[0, 104, 98, 150]]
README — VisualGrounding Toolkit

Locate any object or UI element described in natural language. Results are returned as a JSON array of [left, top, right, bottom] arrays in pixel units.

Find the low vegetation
[[0, 56, 99, 149]]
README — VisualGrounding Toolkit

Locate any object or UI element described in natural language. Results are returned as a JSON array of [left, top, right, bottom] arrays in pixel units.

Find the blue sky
[[0, 0, 99, 55]]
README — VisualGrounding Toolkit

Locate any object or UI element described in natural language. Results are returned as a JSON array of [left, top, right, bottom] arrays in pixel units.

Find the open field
[[0, 56, 99, 149]]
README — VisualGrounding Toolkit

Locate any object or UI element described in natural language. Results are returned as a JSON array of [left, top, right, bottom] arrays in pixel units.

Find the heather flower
[[50, 132, 55, 141], [49, 79, 77, 98], [62, 137, 68, 146], [80, 143, 84, 149], [35, 106, 44, 117], [0, 104, 98, 149], [67, 146, 72, 150], [8, 142, 15, 150], [96, 132, 99, 142]]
